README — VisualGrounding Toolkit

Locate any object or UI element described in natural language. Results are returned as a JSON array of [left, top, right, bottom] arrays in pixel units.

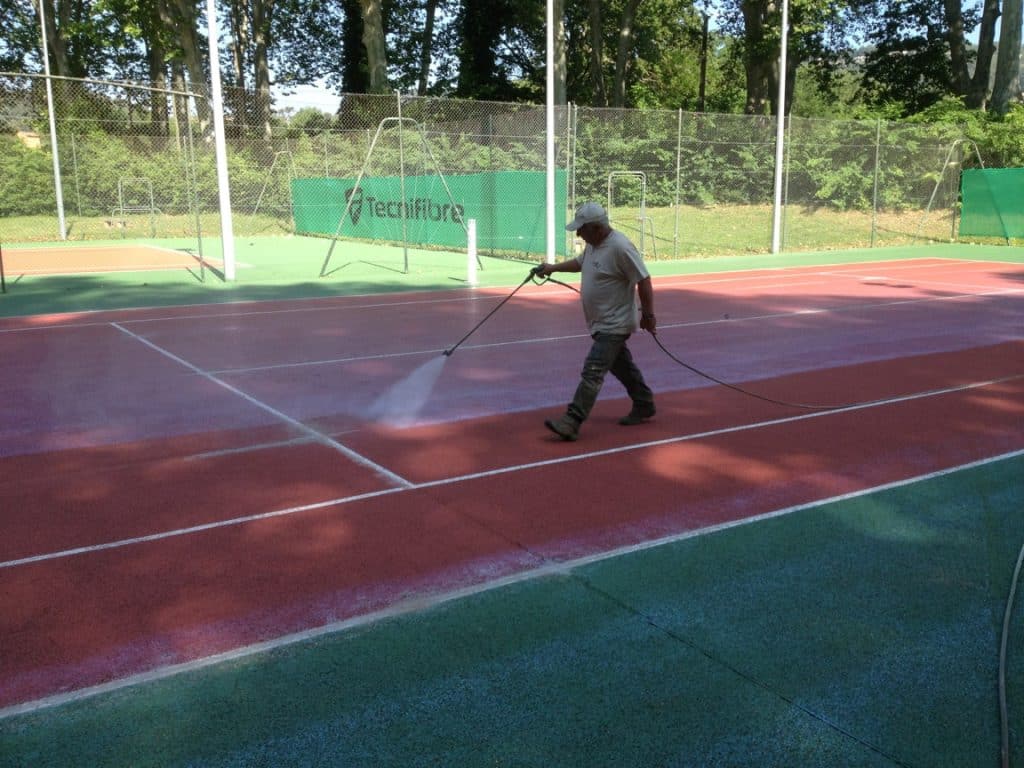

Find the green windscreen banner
[[959, 168, 1024, 238], [292, 170, 568, 255]]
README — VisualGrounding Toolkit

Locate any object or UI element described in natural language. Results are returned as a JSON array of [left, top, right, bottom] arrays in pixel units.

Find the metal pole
[[396, 91, 409, 273], [545, 0, 556, 263], [870, 118, 881, 248], [206, 0, 236, 280], [674, 108, 682, 259], [770, 0, 789, 254], [37, 0, 67, 241], [698, 13, 709, 113]]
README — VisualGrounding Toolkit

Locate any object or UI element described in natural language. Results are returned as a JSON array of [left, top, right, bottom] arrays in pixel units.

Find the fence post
[[674, 108, 682, 260], [467, 219, 478, 286], [871, 118, 881, 248]]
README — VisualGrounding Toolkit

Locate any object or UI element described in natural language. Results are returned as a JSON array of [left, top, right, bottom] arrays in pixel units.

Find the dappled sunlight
[[3, 253, 1023, 717], [966, 385, 1024, 415], [641, 440, 825, 487], [827, 497, 961, 546]]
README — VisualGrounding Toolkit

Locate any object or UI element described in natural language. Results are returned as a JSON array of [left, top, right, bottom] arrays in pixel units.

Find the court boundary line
[[110, 322, 414, 490], [206, 286, 1024, 375], [5, 370, 1022, 571], [3, 446, 1021, 721], [3, 255, 1020, 333]]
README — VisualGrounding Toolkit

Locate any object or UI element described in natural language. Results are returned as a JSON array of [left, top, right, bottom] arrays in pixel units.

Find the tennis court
[[1, 247, 1023, 766], [0, 242, 211, 277]]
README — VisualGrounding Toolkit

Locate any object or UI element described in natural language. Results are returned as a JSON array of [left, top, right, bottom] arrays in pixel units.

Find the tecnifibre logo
[[345, 187, 465, 226]]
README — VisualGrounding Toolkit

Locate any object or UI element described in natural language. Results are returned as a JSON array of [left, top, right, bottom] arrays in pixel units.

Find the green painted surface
[[1, 239, 1020, 319], [2, 455, 1021, 767], [960, 168, 1024, 239], [292, 171, 569, 255]]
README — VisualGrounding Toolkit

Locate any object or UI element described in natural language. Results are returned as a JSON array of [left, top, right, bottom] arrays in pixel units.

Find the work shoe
[[618, 404, 656, 426], [545, 415, 580, 441]]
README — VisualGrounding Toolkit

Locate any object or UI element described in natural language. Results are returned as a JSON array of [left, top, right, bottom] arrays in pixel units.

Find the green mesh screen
[[959, 168, 1024, 239], [292, 171, 567, 256]]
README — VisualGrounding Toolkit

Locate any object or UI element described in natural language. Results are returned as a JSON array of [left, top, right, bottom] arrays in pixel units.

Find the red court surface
[[1, 256, 1023, 712], [0, 244, 207, 275]]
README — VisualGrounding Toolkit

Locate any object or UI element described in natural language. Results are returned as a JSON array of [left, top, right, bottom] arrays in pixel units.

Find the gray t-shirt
[[576, 229, 649, 334]]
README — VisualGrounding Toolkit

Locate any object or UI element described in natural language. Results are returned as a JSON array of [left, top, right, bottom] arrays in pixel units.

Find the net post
[[0, 243, 5, 293], [467, 219, 478, 286]]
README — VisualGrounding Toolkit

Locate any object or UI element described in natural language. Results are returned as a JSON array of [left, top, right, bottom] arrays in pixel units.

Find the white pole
[[37, 0, 67, 241], [467, 218, 478, 286], [770, 0, 789, 254], [206, 0, 236, 280], [545, 0, 556, 263]]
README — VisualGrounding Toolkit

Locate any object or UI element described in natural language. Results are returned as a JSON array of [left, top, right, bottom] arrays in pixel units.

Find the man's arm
[[535, 258, 581, 276], [637, 276, 656, 334]]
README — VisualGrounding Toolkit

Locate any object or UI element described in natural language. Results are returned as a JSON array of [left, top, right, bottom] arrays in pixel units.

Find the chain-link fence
[[0, 71, 982, 272], [0, 73, 214, 255]]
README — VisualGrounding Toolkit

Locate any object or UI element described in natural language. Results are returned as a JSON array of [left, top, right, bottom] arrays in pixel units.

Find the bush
[[0, 135, 55, 216]]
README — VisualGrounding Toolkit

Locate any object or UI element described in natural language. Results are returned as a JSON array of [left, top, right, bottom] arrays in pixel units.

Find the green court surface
[[1, 454, 1022, 767], [0, 236, 1021, 318]]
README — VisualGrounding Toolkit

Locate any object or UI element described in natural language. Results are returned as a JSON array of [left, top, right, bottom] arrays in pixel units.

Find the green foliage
[[910, 98, 1024, 167], [284, 108, 336, 137], [0, 135, 55, 216], [4, 95, 1022, 236]]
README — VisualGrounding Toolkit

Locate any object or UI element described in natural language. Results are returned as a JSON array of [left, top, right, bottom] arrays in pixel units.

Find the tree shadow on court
[[2, 262, 1022, 766]]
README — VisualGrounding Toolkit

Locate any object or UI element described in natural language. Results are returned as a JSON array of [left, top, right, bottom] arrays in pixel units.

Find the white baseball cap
[[566, 201, 609, 231]]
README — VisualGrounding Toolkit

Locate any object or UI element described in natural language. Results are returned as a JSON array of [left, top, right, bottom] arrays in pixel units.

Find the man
[[535, 201, 657, 442]]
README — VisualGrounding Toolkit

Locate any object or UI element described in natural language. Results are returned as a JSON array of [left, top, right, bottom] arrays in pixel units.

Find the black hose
[[540, 274, 898, 412]]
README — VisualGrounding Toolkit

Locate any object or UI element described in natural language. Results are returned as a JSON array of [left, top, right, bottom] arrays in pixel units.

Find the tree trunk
[[171, 61, 190, 149], [341, 0, 368, 93], [360, 0, 388, 93], [227, 0, 248, 123], [252, 0, 274, 137], [417, 0, 438, 95], [161, 0, 210, 126], [147, 38, 170, 135], [944, 0, 970, 94], [611, 0, 640, 107], [587, 0, 606, 106], [740, 0, 773, 114], [991, 0, 1023, 114], [37, 0, 70, 77], [967, 0, 1000, 108], [553, 0, 566, 104]]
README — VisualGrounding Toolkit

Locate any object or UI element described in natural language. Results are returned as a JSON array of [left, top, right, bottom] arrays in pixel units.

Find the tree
[[566, 0, 703, 108], [944, 0, 1000, 107], [726, 0, 846, 115], [851, 0, 1002, 113], [157, 0, 209, 123], [360, 0, 388, 92], [586, 0, 607, 105], [991, 0, 1023, 114], [0, 0, 39, 71]]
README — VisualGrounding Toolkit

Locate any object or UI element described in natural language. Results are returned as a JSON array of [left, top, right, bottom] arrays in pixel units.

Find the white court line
[[3, 445, 1022, 721], [110, 322, 413, 490], [0, 293, 489, 334], [5, 370, 1023, 571], [208, 286, 1024, 375], [2, 257, 1019, 334], [648, 257, 997, 289]]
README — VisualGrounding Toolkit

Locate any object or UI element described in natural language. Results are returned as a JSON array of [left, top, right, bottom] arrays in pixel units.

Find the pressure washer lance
[[443, 265, 548, 357]]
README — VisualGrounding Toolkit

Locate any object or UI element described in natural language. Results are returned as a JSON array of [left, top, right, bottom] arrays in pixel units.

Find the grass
[[4, 203, 1004, 263], [609, 203, 982, 259]]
